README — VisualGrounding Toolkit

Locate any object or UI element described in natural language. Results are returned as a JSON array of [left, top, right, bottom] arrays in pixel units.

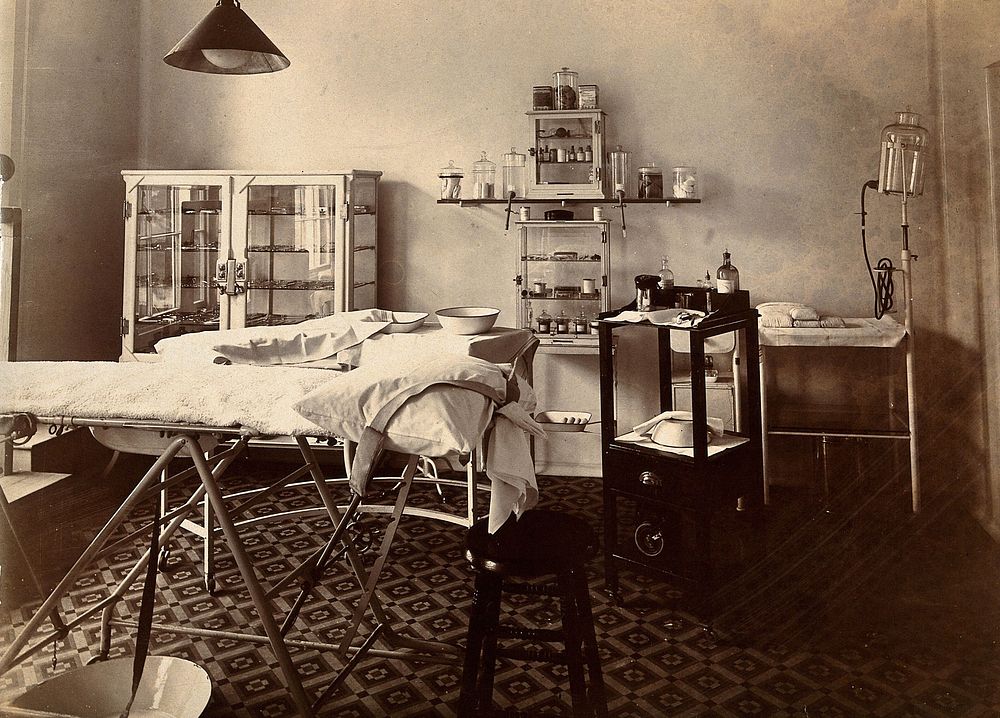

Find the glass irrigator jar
[[608, 145, 631, 198], [501, 147, 527, 199], [553, 67, 578, 110], [878, 110, 928, 196], [472, 151, 496, 199]]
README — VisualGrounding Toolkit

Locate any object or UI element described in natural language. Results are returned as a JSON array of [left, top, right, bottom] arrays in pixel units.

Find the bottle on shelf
[[574, 310, 589, 335], [569, 145, 577, 162], [657, 256, 674, 290], [556, 310, 570, 334], [716, 249, 740, 293], [699, 271, 713, 290], [536, 309, 552, 334], [584, 144, 593, 162]]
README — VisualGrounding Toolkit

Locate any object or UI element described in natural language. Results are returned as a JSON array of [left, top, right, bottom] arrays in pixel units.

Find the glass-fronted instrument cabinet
[[526, 110, 606, 199], [515, 219, 610, 350], [121, 170, 381, 360]]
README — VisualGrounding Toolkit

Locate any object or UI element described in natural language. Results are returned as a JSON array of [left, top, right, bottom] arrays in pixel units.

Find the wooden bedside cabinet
[[597, 294, 765, 622]]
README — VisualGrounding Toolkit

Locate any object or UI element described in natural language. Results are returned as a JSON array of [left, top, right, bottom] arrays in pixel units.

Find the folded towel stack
[[756, 302, 846, 329]]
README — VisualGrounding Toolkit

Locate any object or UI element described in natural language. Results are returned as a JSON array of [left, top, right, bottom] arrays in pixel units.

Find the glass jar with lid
[[438, 160, 463, 200], [472, 151, 496, 199], [638, 164, 664, 198], [672, 166, 698, 198], [553, 67, 578, 110]]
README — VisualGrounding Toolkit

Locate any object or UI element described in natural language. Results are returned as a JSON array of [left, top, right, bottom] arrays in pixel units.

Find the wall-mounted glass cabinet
[[526, 110, 606, 199], [121, 170, 381, 360]]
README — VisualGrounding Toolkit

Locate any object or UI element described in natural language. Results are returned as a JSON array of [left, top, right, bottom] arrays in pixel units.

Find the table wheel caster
[[86, 653, 109, 665], [157, 547, 170, 571], [205, 576, 217, 595]]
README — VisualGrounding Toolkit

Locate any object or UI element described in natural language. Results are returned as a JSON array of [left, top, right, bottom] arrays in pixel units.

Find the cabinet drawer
[[603, 445, 758, 509]]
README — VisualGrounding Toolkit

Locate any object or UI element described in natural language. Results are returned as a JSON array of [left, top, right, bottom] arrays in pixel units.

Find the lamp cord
[[860, 180, 894, 319]]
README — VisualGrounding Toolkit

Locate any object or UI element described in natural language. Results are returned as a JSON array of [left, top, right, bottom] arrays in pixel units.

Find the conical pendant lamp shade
[[164, 0, 289, 75]]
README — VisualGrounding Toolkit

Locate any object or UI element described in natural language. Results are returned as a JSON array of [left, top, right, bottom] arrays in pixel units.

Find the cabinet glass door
[[518, 220, 609, 346], [132, 183, 221, 353], [244, 184, 337, 326], [527, 110, 605, 199], [346, 175, 378, 310]]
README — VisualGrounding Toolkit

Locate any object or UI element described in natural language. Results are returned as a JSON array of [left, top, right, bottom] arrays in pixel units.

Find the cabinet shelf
[[247, 281, 338, 291], [438, 197, 700, 206], [248, 246, 332, 254], [524, 256, 602, 262]]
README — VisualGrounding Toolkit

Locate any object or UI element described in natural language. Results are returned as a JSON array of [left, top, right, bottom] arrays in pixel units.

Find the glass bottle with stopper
[[657, 256, 674, 290], [716, 249, 740, 293]]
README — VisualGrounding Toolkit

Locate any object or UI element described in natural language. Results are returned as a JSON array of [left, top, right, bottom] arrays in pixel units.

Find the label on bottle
[[717, 279, 737, 294]]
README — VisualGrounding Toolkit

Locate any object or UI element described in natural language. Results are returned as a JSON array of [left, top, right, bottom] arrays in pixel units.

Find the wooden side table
[[598, 302, 764, 621]]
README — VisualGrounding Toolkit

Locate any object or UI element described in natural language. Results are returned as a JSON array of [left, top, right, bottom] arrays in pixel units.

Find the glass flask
[[608, 145, 631, 198], [716, 249, 740, 293], [501, 147, 527, 199], [878, 110, 928, 196], [552, 67, 578, 110], [438, 161, 463, 200], [472, 151, 496, 199]]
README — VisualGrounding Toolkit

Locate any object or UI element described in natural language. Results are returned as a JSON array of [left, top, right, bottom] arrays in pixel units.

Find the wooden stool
[[458, 509, 607, 718]]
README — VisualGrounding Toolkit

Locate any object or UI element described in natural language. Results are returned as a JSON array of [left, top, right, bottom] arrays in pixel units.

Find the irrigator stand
[[898, 192, 921, 512]]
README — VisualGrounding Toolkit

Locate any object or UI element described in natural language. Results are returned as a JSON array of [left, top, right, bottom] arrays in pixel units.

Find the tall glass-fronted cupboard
[[120, 170, 380, 360]]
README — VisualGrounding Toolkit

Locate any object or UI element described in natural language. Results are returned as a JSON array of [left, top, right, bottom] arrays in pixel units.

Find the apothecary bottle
[[472, 151, 496, 199], [716, 249, 740, 293], [657, 256, 674, 290], [536, 309, 552, 334], [638, 164, 664, 198], [556, 310, 570, 334], [438, 161, 463, 200]]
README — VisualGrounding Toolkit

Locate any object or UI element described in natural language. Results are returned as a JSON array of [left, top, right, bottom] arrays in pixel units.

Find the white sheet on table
[[758, 316, 906, 348], [152, 309, 392, 364], [0, 361, 336, 436]]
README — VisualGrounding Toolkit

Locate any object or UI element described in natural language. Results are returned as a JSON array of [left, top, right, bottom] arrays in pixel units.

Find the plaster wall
[[137, 1, 934, 320], [8, 0, 140, 360], [928, 1, 1000, 536], [0, 0, 14, 159]]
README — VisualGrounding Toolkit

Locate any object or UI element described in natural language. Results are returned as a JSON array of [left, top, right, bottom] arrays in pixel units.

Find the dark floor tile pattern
[[1, 461, 999, 717]]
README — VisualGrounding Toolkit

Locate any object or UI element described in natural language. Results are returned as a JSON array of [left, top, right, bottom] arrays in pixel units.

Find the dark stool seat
[[458, 509, 607, 718]]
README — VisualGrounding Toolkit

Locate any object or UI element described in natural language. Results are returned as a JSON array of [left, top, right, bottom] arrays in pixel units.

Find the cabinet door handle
[[639, 470, 661, 487]]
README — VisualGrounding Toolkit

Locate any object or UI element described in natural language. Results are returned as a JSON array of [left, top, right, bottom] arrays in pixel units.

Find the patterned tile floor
[[1, 455, 999, 717]]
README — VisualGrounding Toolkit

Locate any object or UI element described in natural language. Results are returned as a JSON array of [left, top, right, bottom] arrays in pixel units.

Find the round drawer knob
[[639, 470, 661, 487]]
